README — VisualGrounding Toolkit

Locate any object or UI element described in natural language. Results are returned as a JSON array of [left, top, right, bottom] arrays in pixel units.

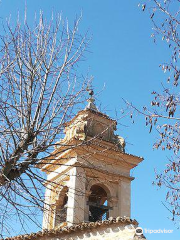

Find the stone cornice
[[39, 137, 143, 173]]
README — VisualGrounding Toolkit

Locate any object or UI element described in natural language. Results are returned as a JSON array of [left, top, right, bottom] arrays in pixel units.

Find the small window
[[88, 185, 109, 222]]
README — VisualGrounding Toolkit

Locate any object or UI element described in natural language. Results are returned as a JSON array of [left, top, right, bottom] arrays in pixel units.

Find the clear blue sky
[[0, 1, 179, 239]]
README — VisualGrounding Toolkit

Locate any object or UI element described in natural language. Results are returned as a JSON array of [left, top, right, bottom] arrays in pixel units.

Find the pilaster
[[66, 167, 86, 225]]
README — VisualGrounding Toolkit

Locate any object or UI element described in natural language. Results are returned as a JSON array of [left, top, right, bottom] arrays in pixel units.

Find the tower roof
[[38, 91, 144, 172]]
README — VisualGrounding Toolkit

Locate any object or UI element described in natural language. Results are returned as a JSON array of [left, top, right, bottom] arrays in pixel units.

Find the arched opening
[[88, 185, 109, 222], [54, 187, 68, 226]]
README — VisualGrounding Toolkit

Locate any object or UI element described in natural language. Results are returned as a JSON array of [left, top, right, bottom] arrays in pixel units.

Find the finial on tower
[[85, 86, 98, 111]]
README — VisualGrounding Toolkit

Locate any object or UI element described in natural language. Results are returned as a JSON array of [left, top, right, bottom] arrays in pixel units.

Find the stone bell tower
[[40, 92, 143, 230]]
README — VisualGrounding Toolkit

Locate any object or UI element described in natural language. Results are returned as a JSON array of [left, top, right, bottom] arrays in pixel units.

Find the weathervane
[[87, 88, 94, 97], [85, 86, 98, 111]]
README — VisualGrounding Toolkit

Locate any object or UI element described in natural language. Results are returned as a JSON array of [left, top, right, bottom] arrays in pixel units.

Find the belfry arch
[[54, 186, 68, 227], [88, 184, 110, 222]]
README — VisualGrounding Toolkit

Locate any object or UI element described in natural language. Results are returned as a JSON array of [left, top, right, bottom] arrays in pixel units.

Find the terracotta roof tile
[[4, 217, 146, 240]]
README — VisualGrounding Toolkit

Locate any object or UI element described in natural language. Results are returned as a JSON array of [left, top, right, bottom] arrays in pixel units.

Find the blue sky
[[0, 1, 179, 239]]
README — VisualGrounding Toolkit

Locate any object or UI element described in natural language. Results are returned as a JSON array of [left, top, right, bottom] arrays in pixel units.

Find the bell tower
[[40, 92, 143, 230]]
